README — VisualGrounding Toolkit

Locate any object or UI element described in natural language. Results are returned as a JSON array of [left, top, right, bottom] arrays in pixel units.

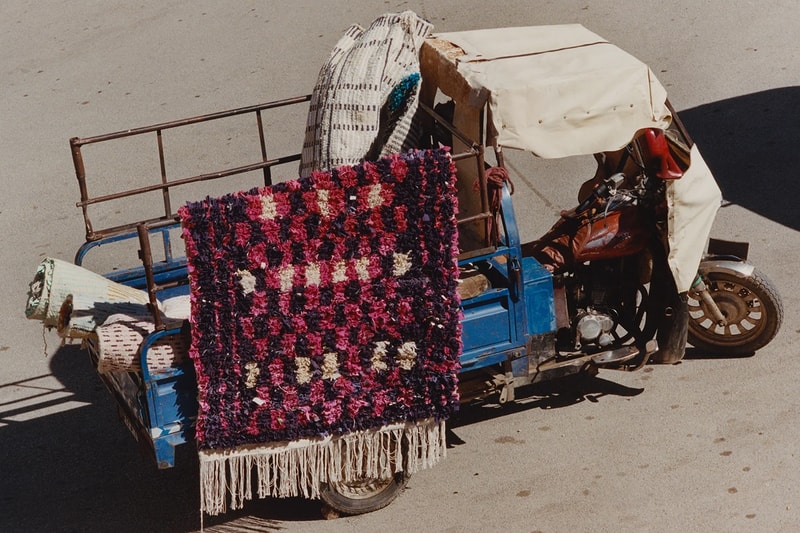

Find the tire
[[687, 267, 783, 355], [320, 472, 411, 515]]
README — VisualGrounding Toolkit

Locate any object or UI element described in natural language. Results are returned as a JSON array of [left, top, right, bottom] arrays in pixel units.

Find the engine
[[567, 258, 628, 350], [574, 308, 617, 347]]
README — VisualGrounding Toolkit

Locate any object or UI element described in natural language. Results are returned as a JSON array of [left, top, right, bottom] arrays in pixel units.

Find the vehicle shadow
[[678, 86, 800, 231], [0, 344, 323, 533], [2, 342, 648, 531], [448, 372, 645, 434], [682, 346, 756, 361]]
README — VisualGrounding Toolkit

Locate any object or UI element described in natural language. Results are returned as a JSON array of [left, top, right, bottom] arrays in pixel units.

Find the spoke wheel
[[613, 284, 649, 345], [687, 269, 782, 355]]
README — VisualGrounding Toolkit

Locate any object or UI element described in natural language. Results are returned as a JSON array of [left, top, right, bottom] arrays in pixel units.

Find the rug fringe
[[199, 418, 446, 516]]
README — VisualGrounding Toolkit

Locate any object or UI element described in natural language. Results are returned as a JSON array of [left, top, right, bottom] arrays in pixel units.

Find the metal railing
[[70, 95, 312, 243]]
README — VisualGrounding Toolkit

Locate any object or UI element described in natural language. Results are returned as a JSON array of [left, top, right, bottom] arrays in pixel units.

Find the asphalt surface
[[2, 1, 799, 532]]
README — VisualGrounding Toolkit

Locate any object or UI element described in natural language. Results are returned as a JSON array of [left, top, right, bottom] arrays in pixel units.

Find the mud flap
[[647, 242, 689, 364], [650, 291, 688, 364]]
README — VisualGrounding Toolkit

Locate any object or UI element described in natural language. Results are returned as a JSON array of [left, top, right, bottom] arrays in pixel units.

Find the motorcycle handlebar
[[575, 173, 626, 214]]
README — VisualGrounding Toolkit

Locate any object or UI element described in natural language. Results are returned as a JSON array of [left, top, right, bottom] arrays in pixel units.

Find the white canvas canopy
[[422, 25, 720, 292], [432, 24, 672, 158]]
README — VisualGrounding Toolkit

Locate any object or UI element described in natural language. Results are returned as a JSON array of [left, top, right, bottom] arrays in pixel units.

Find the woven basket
[[92, 313, 189, 374]]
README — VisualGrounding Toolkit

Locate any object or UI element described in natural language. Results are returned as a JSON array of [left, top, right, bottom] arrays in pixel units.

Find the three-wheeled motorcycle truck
[[39, 24, 781, 515]]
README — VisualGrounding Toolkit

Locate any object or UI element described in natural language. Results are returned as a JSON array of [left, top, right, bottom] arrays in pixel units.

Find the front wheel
[[320, 472, 411, 515], [687, 267, 783, 355]]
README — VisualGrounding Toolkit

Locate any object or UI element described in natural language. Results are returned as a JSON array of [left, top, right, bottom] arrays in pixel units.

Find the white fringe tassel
[[199, 417, 446, 516]]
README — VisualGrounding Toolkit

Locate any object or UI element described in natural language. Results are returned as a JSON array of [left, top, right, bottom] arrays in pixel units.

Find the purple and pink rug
[[179, 148, 461, 514]]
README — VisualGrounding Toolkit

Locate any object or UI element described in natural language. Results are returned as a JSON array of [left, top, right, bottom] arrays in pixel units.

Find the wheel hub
[[708, 289, 752, 323], [689, 278, 765, 344]]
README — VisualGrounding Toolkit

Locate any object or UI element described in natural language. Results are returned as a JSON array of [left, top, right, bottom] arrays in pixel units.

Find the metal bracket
[[498, 361, 515, 403]]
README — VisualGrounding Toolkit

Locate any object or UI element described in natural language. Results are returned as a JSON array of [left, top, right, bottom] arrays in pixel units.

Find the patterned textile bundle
[[92, 313, 189, 374], [25, 257, 151, 336], [299, 11, 432, 178], [57, 296, 154, 339], [179, 148, 461, 515]]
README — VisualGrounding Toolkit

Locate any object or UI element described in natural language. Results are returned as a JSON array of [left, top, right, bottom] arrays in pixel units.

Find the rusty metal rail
[[70, 95, 312, 242]]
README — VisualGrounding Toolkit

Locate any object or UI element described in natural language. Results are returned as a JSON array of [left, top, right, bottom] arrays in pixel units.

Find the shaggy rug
[[179, 148, 461, 514]]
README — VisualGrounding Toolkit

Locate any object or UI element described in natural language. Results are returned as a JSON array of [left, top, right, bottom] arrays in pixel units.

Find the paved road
[[2, 1, 799, 532]]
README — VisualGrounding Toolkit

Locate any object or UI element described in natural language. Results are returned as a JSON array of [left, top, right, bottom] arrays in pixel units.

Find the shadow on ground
[[678, 86, 800, 231], [3, 344, 754, 530], [448, 372, 645, 433], [0, 344, 323, 533], [2, 344, 651, 531], [682, 346, 756, 361]]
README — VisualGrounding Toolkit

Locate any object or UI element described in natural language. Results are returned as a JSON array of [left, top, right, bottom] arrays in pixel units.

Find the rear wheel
[[320, 472, 411, 515], [687, 268, 782, 355]]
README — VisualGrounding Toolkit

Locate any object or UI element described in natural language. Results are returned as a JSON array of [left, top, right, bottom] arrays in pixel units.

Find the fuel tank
[[574, 205, 650, 262]]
